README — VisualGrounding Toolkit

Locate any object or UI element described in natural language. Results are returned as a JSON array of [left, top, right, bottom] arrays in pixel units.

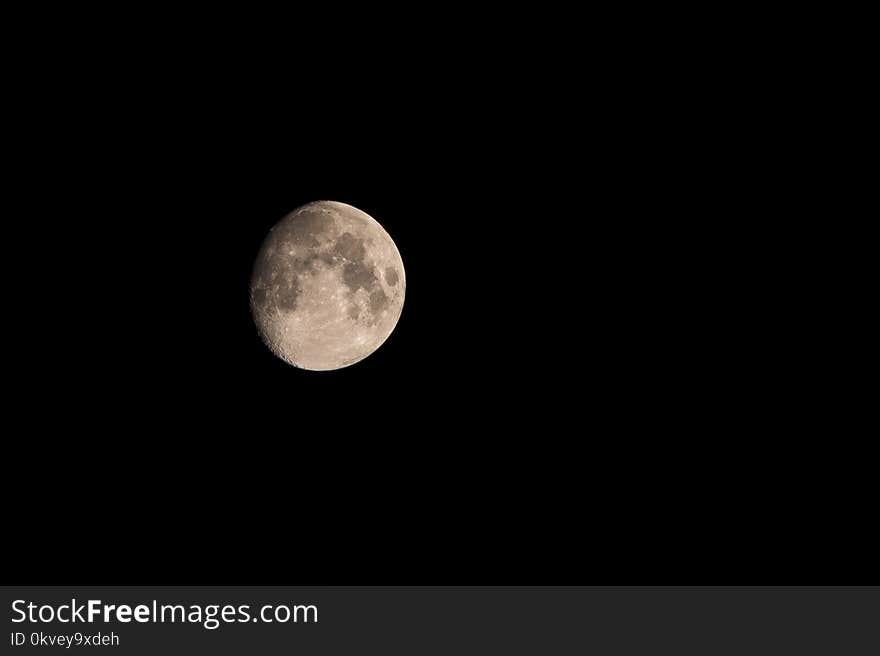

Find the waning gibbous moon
[[250, 201, 405, 371]]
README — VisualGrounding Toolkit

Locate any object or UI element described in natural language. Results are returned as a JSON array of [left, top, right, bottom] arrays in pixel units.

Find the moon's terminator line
[[250, 201, 405, 370]]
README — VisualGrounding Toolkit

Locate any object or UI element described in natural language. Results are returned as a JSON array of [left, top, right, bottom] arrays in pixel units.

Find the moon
[[250, 201, 405, 370]]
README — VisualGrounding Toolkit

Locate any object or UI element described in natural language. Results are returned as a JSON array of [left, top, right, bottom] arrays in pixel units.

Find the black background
[[4, 13, 873, 585]]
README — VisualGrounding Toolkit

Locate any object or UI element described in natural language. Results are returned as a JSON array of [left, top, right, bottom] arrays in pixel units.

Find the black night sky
[[4, 19, 871, 586]]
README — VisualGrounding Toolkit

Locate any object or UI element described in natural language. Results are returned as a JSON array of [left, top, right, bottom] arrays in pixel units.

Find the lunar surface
[[250, 201, 405, 370]]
